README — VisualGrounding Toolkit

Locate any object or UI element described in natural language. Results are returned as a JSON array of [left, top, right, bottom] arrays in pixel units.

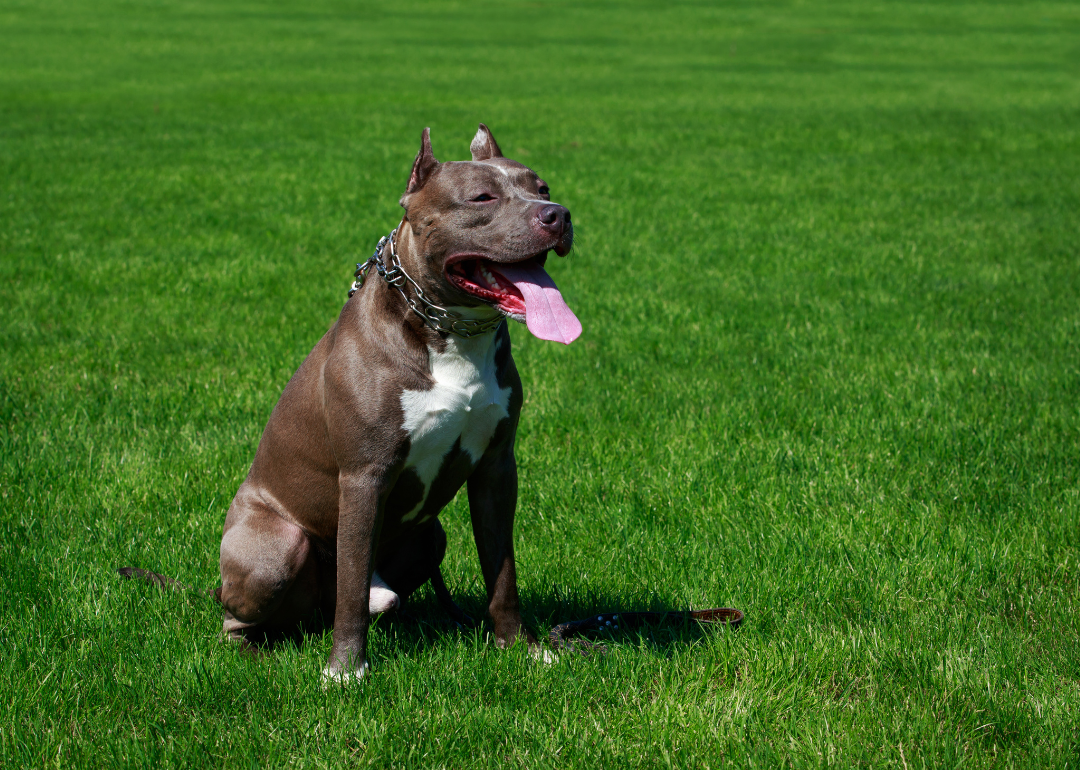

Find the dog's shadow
[[239, 586, 737, 659]]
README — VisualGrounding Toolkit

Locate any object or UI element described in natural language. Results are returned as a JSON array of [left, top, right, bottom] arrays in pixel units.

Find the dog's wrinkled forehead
[[435, 159, 545, 201]]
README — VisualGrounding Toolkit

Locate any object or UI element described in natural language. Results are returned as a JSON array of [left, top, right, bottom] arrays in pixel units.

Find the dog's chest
[[397, 335, 511, 522]]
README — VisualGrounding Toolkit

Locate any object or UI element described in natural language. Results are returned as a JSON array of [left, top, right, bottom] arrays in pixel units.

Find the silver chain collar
[[349, 228, 505, 339]]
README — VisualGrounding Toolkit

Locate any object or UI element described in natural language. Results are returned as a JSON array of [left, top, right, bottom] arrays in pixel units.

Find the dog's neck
[[370, 225, 505, 339]]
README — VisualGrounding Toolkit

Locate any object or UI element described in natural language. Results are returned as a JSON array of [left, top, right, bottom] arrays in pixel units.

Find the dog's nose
[[537, 204, 571, 235]]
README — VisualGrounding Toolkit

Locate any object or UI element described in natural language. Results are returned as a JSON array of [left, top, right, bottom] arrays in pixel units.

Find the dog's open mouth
[[447, 256, 535, 319], [446, 253, 582, 344]]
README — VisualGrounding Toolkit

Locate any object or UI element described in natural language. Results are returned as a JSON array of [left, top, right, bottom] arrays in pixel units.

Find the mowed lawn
[[2, 0, 1079, 766]]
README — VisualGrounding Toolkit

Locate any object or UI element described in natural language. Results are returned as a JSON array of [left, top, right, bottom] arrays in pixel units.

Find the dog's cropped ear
[[470, 123, 504, 161], [405, 128, 438, 194]]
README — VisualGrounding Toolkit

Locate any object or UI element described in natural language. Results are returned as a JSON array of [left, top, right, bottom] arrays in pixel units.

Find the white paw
[[321, 662, 370, 687], [369, 571, 400, 614], [530, 646, 558, 666]]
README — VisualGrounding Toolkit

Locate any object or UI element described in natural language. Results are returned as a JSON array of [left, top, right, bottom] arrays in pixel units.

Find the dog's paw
[[529, 646, 558, 666], [321, 662, 370, 687], [369, 571, 400, 614]]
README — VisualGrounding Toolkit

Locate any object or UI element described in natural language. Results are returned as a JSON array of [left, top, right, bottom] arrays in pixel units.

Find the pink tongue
[[491, 260, 582, 344]]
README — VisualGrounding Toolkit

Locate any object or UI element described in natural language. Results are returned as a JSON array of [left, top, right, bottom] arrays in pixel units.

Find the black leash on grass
[[548, 607, 743, 654]]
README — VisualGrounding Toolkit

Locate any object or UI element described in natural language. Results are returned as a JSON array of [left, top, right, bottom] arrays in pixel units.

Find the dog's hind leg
[[377, 520, 471, 625], [219, 498, 400, 644], [430, 567, 473, 627], [218, 503, 321, 641], [376, 520, 447, 600]]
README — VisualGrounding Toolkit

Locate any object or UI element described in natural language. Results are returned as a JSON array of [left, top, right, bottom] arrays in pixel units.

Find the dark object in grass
[[118, 566, 224, 607], [117, 566, 186, 591], [549, 608, 743, 654]]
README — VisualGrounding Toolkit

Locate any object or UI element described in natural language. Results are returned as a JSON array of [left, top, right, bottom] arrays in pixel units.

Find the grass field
[[3, 0, 1080, 766]]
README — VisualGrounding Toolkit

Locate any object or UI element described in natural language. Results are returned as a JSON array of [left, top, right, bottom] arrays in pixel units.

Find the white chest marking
[[399, 334, 511, 521]]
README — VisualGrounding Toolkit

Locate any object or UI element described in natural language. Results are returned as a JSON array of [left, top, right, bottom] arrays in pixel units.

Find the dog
[[216, 124, 580, 681]]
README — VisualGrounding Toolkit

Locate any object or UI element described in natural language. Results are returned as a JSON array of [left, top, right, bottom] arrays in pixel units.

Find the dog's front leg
[[323, 472, 383, 682], [467, 444, 537, 650]]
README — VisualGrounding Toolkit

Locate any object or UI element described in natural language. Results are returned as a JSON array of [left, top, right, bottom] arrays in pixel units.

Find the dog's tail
[[118, 567, 221, 602]]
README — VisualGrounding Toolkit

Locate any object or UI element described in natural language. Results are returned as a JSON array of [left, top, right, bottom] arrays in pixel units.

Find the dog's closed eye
[[471, 193, 495, 202]]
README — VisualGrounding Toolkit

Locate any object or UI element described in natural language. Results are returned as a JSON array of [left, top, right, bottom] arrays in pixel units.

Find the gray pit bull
[[217, 124, 580, 681]]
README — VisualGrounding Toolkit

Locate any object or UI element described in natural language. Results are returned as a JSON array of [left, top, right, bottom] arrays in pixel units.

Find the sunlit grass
[[2, 0, 1079, 766]]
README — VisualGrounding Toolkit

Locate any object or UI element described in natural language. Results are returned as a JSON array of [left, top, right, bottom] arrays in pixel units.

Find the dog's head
[[396, 124, 580, 344]]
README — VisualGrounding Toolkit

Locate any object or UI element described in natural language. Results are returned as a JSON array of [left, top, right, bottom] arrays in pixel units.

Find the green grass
[[2, 0, 1080, 766]]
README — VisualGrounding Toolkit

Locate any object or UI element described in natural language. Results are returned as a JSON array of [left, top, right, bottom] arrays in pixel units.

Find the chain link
[[349, 229, 505, 339]]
